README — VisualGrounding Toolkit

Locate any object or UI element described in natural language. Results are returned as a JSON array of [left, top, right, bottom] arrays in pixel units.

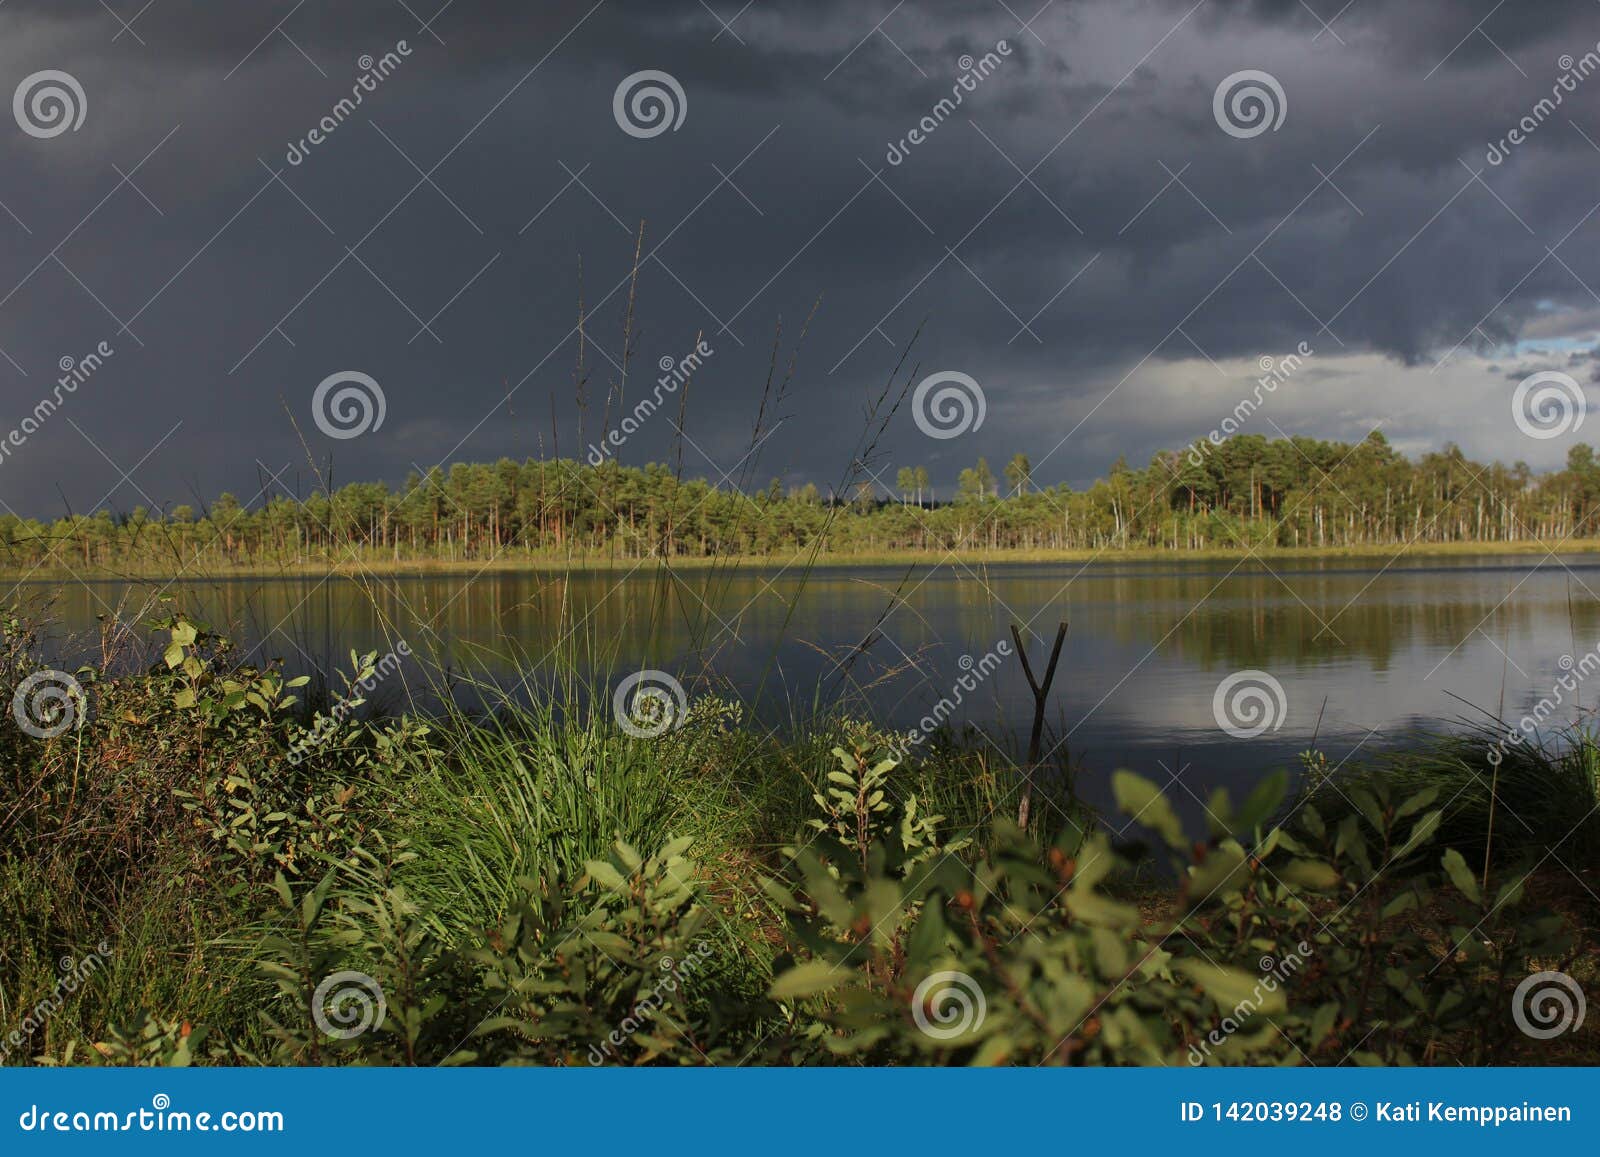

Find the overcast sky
[[3, 0, 1600, 516]]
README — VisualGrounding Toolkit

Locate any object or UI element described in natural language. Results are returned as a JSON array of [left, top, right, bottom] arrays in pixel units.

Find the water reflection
[[27, 553, 1600, 816]]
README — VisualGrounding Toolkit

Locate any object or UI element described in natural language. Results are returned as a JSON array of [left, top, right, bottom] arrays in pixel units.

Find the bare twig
[[1010, 620, 1068, 833]]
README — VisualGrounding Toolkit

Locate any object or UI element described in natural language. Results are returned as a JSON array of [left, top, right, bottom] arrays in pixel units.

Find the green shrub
[[3, 609, 1587, 1068], [763, 758, 1582, 1065], [1303, 724, 1600, 871]]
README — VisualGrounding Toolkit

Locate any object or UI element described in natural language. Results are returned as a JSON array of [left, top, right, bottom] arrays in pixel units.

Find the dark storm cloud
[[4, 0, 1600, 516]]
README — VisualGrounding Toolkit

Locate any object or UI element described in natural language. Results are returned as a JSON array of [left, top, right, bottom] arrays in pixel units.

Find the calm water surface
[[29, 553, 1600, 816]]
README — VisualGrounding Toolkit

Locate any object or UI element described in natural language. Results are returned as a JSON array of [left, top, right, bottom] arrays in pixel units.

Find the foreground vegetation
[[1, 607, 1595, 1067], [11, 433, 1600, 573]]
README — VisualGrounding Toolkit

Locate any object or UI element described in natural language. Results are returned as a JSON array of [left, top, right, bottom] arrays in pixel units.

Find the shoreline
[[5, 538, 1600, 581]]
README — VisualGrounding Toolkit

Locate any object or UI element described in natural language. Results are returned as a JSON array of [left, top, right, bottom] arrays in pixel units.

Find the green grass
[[384, 694, 756, 932], [7, 536, 1600, 582], [375, 670, 1044, 942], [1301, 722, 1600, 870]]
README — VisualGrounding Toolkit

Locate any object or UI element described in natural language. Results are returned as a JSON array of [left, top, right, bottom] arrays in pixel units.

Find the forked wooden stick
[[1010, 621, 1068, 833]]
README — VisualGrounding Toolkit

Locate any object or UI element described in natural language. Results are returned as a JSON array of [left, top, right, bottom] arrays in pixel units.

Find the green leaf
[[1348, 787, 1385, 833], [1186, 843, 1249, 902], [1492, 875, 1526, 910], [1335, 814, 1372, 874], [970, 1035, 1014, 1066], [1235, 770, 1288, 834], [1381, 891, 1419, 919], [905, 896, 948, 962], [1392, 809, 1442, 860], [1299, 806, 1326, 840], [1178, 961, 1286, 1016], [1064, 890, 1140, 929], [796, 854, 853, 927], [1090, 926, 1128, 976], [768, 959, 848, 1001], [861, 879, 904, 945], [1395, 785, 1440, 819], [1268, 829, 1310, 856], [583, 860, 630, 893], [1111, 770, 1186, 850], [655, 835, 694, 863], [1274, 859, 1339, 891], [758, 876, 801, 912], [1070, 836, 1115, 892], [1203, 787, 1234, 838], [1385, 967, 1427, 1010], [1440, 848, 1481, 904], [1308, 1001, 1339, 1048]]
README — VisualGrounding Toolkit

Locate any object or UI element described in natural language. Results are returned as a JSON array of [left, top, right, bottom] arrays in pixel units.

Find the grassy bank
[[1301, 723, 1600, 872], [0, 610, 1595, 1066], [7, 537, 1600, 583]]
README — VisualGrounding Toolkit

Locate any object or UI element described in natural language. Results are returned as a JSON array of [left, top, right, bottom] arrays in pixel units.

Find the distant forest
[[7, 431, 1600, 571]]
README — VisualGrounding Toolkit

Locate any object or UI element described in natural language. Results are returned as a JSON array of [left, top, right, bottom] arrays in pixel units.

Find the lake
[[24, 553, 1600, 819]]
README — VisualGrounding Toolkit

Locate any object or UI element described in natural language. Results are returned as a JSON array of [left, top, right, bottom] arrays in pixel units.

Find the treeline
[[7, 432, 1600, 570]]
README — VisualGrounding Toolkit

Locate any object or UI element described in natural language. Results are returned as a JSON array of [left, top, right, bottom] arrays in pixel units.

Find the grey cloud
[[3, 0, 1600, 514]]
